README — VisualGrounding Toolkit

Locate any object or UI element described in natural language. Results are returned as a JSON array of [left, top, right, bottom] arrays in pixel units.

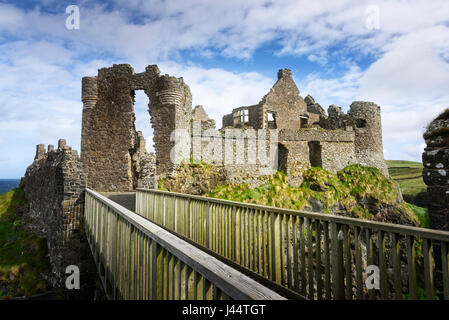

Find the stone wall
[[22, 140, 91, 287], [81, 64, 192, 192], [347, 102, 389, 177], [422, 109, 449, 231]]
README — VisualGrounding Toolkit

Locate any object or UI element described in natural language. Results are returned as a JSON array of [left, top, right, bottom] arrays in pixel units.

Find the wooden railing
[[84, 189, 285, 300], [136, 188, 449, 300]]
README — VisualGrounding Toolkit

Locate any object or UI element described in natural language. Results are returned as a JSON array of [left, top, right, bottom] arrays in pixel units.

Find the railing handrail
[[86, 188, 286, 300], [136, 188, 449, 242]]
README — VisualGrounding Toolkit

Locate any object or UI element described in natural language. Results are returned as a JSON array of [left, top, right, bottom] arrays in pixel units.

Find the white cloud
[[1, 0, 449, 177]]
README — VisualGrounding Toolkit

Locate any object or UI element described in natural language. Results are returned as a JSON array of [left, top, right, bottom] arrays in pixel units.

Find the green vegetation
[[208, 165, 419, 225], [386, 160, 426, 198], [0, 188, 50, 299], [407, 203, 429, 228]]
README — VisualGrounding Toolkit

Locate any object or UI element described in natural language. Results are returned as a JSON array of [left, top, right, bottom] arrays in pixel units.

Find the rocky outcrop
[[159, 161, 226, 195]]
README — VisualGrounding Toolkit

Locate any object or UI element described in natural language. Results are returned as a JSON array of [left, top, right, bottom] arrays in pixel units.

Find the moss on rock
[[208, 165, 419, 227]]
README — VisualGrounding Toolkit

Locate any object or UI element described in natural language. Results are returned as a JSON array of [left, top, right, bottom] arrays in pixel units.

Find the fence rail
[[136, 188, 449, 300], [84, 188, 285, 300]]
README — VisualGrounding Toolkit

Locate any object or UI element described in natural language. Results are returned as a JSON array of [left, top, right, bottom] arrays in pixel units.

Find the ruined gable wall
[[22, 142, 90, 287], [258, 69, 307, 129]]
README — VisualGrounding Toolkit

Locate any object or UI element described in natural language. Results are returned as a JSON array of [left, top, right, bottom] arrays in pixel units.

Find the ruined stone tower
[[347, 101, 388, 176], [81, 64, 192, 192]]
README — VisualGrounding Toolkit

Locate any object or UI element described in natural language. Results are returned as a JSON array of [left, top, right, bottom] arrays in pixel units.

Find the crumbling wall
[[258, 69, 307, 129], [423, 109, 449, 231], [347, 101, 389, 177], [22, 140, 90, 287], [81, 64, 192, 192]]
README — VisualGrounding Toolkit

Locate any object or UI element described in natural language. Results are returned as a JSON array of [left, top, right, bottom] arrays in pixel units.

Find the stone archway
[[81, 64, 193, 192]]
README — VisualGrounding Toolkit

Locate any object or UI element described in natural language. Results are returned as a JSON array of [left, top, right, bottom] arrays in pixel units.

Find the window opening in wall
[[267, 111, 277, 129], [300, 114, 309, 128], [132, 89, 153, 153], [233, 109, 249, 126], [356, 119, 367, 128], [308, 141, 322, 168], [276, 143, 288, 173]]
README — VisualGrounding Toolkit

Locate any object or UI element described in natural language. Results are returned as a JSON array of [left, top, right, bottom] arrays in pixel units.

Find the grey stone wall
[[22, 141, 89, 287], [81, 64, 192, 192], [219, 69, 388, 178], [422, 109, 449, 231], [347, 101, 389, 177]]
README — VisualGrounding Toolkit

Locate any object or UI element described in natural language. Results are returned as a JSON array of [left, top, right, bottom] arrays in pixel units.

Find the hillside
[[0, 188, 50, 299], [386, 160, 427, 201]]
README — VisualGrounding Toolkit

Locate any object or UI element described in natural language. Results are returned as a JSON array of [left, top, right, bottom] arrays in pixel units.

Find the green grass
[[407, 203, 429, 228], [0, 188, 50, 299], [386, 160, 424, 169], [386, 160, 427, 198]]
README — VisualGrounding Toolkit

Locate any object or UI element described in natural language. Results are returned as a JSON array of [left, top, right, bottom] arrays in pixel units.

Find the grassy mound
[[0, 188, 50, 299], [208, 165, 420, 226]]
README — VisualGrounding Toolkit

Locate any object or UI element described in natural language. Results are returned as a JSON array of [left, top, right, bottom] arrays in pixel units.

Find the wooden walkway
[[135, 188, 449, 300], [84, 189, 285, 300]]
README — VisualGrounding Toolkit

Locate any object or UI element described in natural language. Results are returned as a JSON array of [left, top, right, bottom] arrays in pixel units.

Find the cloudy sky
[[0, 0, 448, 178]]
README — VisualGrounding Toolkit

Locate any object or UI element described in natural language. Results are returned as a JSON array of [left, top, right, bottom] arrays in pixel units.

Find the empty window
[[267, 112, 277, 129], [241, 109, 249, 123], [356, 119, 367, 128], [300, 114, 309, 128], [234, 109, 249, 125]]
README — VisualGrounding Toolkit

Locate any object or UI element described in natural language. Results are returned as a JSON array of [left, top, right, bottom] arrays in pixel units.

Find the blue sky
[[0, 0, 448, 178]]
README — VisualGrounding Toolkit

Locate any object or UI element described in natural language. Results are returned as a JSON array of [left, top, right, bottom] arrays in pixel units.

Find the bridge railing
[[136, 188, 449, 300], [84, 188, 285, 300]]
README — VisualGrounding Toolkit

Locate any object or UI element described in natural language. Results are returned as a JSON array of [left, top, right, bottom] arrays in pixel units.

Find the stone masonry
[[22, 140, 91, 287], [422, 109, 449, 231], [222, 69, 389, 178], [81, 64, 191, 192]]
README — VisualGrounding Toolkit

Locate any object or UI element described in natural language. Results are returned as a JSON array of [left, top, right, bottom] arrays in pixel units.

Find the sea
[[0, 179, 21, 195]]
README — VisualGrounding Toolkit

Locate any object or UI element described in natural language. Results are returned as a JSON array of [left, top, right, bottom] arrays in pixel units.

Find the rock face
[[21, 140, 94, 288], [422, 108, 449, 231], [159, 161, 226, 195]]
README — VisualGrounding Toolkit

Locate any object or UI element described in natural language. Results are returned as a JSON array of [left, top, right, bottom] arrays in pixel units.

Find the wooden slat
[[378, 231, 388, 299], [343, 225, 352, 300], [391, 233, 402, 300], [441, 242, 449, 300], [306, 218, 314, 299], [354, 227, 363, 299], [331, 222, 344, 300], [423, 238, 434, 300], [406, 235, 417, 299]]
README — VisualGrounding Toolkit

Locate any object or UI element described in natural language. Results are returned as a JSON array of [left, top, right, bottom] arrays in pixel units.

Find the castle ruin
[[21, 63, 389, 286], [79, 64, 388, 192]]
